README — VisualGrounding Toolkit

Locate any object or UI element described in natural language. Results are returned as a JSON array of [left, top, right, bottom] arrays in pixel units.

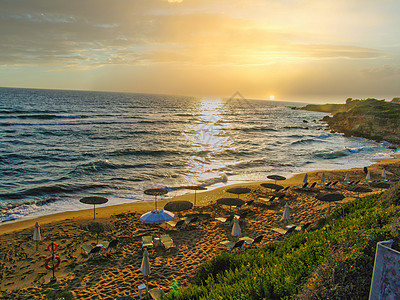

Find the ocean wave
[[283, 126, 309, 130], [110, 149, 183, 157], [291, 138, 326, 145], [232, 126, 277, 132], [0, 183, 110, 200], [314, 147, 365, 159]]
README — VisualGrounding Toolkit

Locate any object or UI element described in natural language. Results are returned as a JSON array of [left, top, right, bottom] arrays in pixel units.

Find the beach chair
[[160, 234, 176, 250], [166, 219, 186, 230], [184, 215, 199, 226], [81, 244, 103, 259], [295, 182, 308, 190], [258, 197, 278, 206], [307, 182, 317, 190], [281, 186, 290, 192], [245, 199, 255, 206], [148, 288, 165, 300], [239, 235, 263, 248], [102, 239, 119, 254], [141, 236, 153, 249], [215, 214, 237, 224], [220, 240, 245, 252], [271, 225, 296, 237], [295, 222, 312, 232]]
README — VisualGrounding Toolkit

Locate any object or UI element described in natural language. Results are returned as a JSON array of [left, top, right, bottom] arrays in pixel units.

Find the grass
[[164, 184, 400, 299]]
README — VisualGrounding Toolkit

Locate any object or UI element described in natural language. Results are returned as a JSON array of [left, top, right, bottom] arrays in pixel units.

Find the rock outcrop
[[301, 98, 400, 146]]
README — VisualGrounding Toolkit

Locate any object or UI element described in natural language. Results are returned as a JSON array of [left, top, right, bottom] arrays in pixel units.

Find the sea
[[0, 87, 398, 223]]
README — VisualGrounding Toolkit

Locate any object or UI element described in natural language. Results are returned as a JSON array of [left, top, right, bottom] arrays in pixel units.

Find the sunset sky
[[1, 0, 400, 102]]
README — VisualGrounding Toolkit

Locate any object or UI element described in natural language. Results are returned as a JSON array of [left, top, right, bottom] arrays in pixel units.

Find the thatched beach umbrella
[[140, 248, 151, 296], [184, 186, 207, 207], [261, 183, 284, 192], [144, 188, 168, 210], [164, 201, 193, 212], [303, 174, 309, 184], [226, 187, 251, 199], [321, 172, 326, 183], [231, 217, 241, 240], [382, 169, 387, 181], [350, 186, 372, 198], [371, 182, 391, 189], [366, 170, 371, 181], [139, 209, 175, 224], [79, 196, 108, 219], [282, 202, 291, 221], [267, 175, 286, 184], [217, 197, 245, 210], [33, 222, 41, 251], [81, 221, 113, 244], [316, 193, 345, 215]]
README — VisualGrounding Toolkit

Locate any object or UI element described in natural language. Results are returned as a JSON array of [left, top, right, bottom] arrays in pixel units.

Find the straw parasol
[[366, 170, 371, 181], [382, 169, 387, 181], [164, 201, 193, 212], [217, 197, 245, 210], [231, 217, 241, 240], [321, 172, 326, 183], [226, 187, 251, 199], [33, 222, 41, 251], [139, 209, 175, 224], [184, 186, 207, 207], [81, 221, 114, 244], [260, 183, 284, 192], [79, 196, 108, 219], [371, 182, 391, 189], [344, 172, 350, 183], [303, 174, 308, 184], [144, 188, 168, 210], [350, 186, 372, 198], [140, 248, 151, 297], [267, 175, 286, 184], [316, 193, 345, 215], [282, 203, 291, 221]]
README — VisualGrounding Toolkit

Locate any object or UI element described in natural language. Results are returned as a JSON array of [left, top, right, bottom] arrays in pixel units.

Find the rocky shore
[[299, 98, 400, 146]]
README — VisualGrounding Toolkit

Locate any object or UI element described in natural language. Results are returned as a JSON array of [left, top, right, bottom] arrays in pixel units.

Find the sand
[[0, 156, 399, 299]]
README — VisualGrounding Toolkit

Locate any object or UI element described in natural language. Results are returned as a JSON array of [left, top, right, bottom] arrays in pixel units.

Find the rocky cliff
[[301, 98, 400, 146]]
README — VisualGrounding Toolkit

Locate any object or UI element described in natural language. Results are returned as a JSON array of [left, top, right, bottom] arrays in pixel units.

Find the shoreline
[[0, 155, 399, 298], [2, 154, 399, 235]]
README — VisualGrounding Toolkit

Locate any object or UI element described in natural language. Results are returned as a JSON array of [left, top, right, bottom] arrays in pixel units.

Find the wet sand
[[0, 156, 399, 299]]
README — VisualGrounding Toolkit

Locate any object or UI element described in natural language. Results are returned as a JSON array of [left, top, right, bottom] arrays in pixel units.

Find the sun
[[269, 95, 275, 100]]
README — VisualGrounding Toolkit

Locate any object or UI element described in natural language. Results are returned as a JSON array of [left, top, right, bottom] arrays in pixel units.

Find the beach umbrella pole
[[93, 204, 96, 219]]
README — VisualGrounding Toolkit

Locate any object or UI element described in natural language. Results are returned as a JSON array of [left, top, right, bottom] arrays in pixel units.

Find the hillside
[[164, 182, 400, 299], [301, 98, 400, 145]]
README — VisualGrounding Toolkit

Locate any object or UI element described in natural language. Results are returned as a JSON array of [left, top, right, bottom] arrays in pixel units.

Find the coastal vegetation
[[165, 182, 400, 299], [300, 98, 400, 145]]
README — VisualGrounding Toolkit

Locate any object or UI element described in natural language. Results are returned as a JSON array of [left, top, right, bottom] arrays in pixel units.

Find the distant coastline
[[298, 98, 400, 146]]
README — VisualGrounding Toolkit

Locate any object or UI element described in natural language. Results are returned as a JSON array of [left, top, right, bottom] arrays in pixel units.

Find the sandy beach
[[1, 156, 399, 299]]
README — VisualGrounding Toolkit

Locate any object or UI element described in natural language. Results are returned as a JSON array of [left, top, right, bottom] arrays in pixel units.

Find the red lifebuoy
[[44, 256, 61, 270], [47, 242, 58, 252]]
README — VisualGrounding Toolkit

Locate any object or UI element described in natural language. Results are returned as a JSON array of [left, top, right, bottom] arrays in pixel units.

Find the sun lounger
[[245, 199, 255, 206], [220, 239, 245, 252], [295, 182, 308, 190], [148, 288, 165, 300], [141, 236, 153, 248], [81, 244, 103, 259], [101, 239, 119, 254], [160, 234, 176, 249], [239, 235, 263, 248], [215, 214, 237, 224], [294, 222, 311, 232], [184, 216, 199, 226], [166, 219, 186, 229], [258, 197, 278, 206], [271, 225, 296, 237], [306, 182, 317, 190]]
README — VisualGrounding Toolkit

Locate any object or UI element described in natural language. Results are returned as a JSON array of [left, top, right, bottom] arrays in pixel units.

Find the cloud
[[362, 65, 400, 78]]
